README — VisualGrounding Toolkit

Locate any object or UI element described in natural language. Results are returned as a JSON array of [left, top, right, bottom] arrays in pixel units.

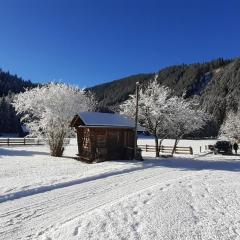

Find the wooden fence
[[0, 138, 43, 146], [0, 138, 71, 146], [138, 144, 193, 155]]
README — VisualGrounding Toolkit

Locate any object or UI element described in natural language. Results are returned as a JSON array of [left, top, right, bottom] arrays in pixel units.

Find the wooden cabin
[[70, 112, 136, 162]]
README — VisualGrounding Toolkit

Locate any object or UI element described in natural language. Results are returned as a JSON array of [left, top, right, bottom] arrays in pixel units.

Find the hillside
[[88, 74, 153, 110], [89, 58, 232, 106], [90, 58, 240, 136], [200, 59, 240, 122], [1, 57, 240, 137], [0, 70, 36, 97], [0, 70, 37, 136]]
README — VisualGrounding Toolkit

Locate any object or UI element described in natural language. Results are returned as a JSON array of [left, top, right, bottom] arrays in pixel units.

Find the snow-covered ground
[[0, 140, 240, 240]]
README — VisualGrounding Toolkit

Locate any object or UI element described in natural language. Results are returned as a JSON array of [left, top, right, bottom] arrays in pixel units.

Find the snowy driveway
[[0, 146, 240, 240]]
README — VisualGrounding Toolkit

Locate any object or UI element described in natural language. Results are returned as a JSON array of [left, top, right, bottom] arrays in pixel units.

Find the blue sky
[[0, 0, 239, 87]]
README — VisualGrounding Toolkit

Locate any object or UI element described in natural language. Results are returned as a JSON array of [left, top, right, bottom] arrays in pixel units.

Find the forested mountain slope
[[1, 57, 239, 137], [0, 70, 37, 136], [200, 59, 240, 124], [90, 58, 240, 136], [88, 74, 153, 108], [0, 70, 36, 97], [90, 58, 232, 106]]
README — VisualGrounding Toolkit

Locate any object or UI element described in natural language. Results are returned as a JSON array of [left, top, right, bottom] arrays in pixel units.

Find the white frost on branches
[[120, 79, 172, 136], [167, 96, 207, 139], [13, 83, 96, 156], [120, 76, 208, 156], [219, 110, 240, 141]]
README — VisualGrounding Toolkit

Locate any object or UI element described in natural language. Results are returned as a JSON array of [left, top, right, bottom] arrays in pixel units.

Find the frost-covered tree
[[120, 76, 176, 157], [167, 97, 208, 154], [219, 110, 240, 141], [13, 83, 96, 157], [120, 76, 208, 157]]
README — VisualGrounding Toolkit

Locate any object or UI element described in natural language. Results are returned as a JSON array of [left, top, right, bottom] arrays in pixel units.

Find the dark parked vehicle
[[213, 141, 232, 155]]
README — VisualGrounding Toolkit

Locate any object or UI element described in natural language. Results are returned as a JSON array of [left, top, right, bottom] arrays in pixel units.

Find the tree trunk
[[155, 135, 159, 157], [50, 144, 64, 157], [48, 130, 66, 157], [158, 138, 165, 155]]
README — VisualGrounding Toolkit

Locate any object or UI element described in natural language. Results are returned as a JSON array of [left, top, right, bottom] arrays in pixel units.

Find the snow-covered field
[[1, 139, 240, 240]]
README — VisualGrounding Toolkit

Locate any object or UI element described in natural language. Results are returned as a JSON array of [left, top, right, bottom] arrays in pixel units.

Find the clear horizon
[[0, 0, 239, 88]]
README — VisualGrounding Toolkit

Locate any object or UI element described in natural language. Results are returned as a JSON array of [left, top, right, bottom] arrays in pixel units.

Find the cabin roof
[[72, 112, 144, 130], [79, 112, 135, 128]]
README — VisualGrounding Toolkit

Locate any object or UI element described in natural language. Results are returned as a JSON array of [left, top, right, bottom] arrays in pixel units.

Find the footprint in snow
[[73, 227, 79, 236], [205, 188, 209, 193], [134, 222, 140, 228], [100, 222, 107, 231], [143, 199, 149, 204], [131, 222, 140, 231], [37, 231, 45, 237], [133, 210, 138, 215]]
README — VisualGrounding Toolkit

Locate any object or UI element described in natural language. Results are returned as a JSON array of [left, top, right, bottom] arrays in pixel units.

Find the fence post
[[145, 144, 147, 152], [24, 138, 26, 145], [7, 138, 9, 146], [37, 139, 40, 145], [190, 147, 193, 155], [200, 146, 201, 153]]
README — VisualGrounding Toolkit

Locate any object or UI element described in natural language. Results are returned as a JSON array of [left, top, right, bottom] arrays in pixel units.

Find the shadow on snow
[[0, 148, 49, 157], [141, 156, 240, 172], [1, 155, 240, 203]]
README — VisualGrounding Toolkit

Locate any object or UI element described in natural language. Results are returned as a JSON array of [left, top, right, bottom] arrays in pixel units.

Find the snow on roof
[[78, 112, 144, 130]]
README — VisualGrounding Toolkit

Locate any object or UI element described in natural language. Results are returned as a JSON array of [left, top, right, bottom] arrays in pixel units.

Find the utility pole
[[134, 81, 140, 159]]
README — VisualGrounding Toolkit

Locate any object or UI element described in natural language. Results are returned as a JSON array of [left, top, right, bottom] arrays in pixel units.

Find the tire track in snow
[[0, 165, 150, 203], [0, 167, 195, 240]]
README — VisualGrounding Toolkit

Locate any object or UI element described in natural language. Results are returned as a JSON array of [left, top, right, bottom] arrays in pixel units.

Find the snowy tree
[[12, 83, 96, 157], [120, 75, 208, 157], [219, 110, 240, 141], [120, 76, 176, 157], [167, 97, 208, 154]]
